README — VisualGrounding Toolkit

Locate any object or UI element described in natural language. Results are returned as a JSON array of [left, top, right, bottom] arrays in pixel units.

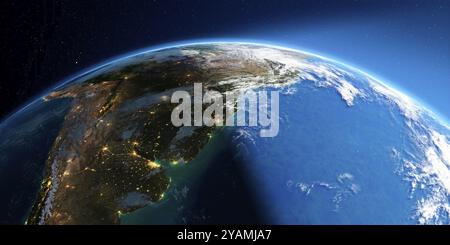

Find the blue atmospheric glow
[[2, 39, 449, 128]]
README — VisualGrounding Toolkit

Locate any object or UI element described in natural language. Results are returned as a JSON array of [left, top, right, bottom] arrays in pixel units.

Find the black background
[[0, 225, 449, 242]]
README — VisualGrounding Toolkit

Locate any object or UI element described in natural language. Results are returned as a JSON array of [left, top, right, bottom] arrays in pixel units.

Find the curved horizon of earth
[[0, 42, 449, 225]]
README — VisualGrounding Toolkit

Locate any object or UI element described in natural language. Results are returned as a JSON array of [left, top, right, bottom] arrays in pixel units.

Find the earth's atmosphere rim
[[1, 39, 449, 129]]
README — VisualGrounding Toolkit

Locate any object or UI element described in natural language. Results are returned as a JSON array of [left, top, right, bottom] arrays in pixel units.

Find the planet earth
[[0, 42, 449, 225]]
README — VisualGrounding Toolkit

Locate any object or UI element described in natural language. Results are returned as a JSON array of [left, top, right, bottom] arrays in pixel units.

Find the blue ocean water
[[236, 81, 417, 224]]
